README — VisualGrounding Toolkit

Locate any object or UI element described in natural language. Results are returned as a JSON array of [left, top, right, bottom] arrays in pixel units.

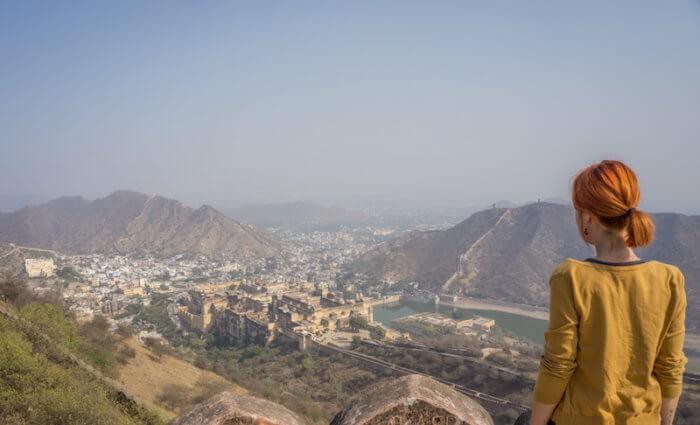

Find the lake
[[373, 300, 548, 344], [373, 300, 700, 373]]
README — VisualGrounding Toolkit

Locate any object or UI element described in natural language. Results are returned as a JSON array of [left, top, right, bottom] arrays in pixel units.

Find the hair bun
[[572, 160, 654, 247]]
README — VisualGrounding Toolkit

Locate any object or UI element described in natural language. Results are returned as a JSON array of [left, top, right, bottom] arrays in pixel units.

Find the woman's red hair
[[572, 160, 654, 248]]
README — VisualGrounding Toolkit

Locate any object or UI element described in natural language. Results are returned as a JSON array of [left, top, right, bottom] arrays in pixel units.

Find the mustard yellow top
[[534, 258, 687, 425]]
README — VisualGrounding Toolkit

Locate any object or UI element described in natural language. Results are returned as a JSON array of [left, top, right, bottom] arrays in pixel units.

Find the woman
[[530, 160, 687, 425]]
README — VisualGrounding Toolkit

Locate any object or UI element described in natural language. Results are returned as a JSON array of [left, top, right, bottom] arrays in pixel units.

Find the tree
[[456, 364, 468, 378], [0, 272, 31, 306], [56, 266, 84, 282], [351, 336, 363, 350], [491, 324, 505, 345], [80, 314, 112, 346], [370, 326, 386, 340], [349, 315, 368, 332], [300, 357, 314, 375]]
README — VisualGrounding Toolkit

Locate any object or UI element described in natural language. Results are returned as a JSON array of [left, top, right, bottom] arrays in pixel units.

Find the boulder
[[170, 391, 307, 425], [330, 374, 494, 425]]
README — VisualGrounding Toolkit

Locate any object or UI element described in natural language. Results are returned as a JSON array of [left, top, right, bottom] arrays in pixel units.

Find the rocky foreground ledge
[[171, 374, 495, 425]]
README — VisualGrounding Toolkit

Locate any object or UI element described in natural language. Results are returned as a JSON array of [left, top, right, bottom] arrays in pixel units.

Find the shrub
[[156, 384, 190, 410], [194, 354, 210, 370], [0, 272, 32, 306], [116, 346, 137, 364], [190, 377, 230, 404], [116, 323, 135, 339], [144, 337, 172, 361]]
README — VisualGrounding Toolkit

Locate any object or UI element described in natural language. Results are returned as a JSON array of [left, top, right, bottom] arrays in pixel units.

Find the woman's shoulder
[[547, 259, 581, 285], [645, 259, 683, 274], [552, 258, 684, 286], [645, 260, 685, 288], [550, 258, 586, 276]]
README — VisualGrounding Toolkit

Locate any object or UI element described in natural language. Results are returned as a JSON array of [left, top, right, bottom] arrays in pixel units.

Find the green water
[[373, 301, 700, 373], [373, 300, 548, 344]]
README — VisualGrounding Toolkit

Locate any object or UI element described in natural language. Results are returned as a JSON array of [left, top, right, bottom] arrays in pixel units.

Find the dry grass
[[116, 338, 247, 420]]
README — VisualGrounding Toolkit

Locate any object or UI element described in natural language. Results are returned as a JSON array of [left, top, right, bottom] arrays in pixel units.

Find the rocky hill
[[0, 191, 278, 258], [351, 202, 700, 330]]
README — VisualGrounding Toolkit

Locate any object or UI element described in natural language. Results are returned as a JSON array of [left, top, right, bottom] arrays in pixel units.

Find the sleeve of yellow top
[[654, 274, 687, 398], [534, 272, 578, 404]]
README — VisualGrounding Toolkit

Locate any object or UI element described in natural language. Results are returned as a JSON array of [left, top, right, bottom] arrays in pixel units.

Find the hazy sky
[[1, 1, 699, 213]]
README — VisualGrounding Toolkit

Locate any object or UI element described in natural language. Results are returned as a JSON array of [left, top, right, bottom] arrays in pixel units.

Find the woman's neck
[[593, 241, 639, 263]]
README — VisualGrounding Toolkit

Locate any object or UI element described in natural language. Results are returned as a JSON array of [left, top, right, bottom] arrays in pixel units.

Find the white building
[[24, 258, 56, 278]]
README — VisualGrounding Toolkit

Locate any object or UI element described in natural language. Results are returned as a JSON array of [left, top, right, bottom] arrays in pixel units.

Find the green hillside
[[0, 301, 163, 425]]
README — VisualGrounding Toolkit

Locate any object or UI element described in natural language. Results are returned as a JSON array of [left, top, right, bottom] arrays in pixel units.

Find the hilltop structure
[[176, 281, 235, 331], [24, 258, 56, 278]]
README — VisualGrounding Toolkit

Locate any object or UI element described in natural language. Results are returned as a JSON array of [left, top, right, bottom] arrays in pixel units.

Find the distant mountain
[[492, 200, 519, 209], [541, 197, 570, 205], [230, 201, 367, 228], [350, 203, 700, 331], [0, 191, 279, 258]]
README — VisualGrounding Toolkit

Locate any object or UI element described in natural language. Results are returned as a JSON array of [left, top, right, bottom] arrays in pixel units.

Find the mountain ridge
[[0, 191, 278, 258], [351, 202, 699, 330]]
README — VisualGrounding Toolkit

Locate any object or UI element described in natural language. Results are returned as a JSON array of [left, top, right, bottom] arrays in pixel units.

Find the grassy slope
[[116, 338, 247, 420], [0, 303, 162, 425]]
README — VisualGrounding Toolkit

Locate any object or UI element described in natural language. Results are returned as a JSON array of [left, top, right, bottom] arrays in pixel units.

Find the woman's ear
[[581, 210, 593, 228], [576, 209, 594, 244]]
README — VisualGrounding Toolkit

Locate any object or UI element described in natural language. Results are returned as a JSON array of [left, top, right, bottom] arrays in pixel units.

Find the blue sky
[[1, 1, 699, 213]]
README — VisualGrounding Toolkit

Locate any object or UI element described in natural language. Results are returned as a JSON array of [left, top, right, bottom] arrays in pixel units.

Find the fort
[[24, 258, 56, 278], [176, 280, 375, 346]]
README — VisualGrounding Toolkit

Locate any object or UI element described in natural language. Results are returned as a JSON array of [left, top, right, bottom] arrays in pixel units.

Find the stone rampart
[[171, 374, 496, 425]]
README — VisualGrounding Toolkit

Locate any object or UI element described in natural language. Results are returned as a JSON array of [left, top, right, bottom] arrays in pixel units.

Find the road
[[382, 340, 533, 380], [0, 243, 19, 259], [0, 243, 58, 260]]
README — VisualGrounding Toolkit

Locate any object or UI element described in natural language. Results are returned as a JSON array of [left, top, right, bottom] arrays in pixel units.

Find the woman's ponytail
[[626, 209, 654, 248]]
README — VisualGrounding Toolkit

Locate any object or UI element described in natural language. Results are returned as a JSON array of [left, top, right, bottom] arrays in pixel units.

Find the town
[[16, 224, 521, 366]]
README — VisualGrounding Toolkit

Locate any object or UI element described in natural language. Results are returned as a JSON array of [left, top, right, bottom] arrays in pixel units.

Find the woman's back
[[530, 160, 687, 425], [535, 258, 687, 424]]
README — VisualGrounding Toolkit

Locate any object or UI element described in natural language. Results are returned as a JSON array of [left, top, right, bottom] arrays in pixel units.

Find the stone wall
[[171, 374, 495, 425], [212, 308, 274, 346]]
